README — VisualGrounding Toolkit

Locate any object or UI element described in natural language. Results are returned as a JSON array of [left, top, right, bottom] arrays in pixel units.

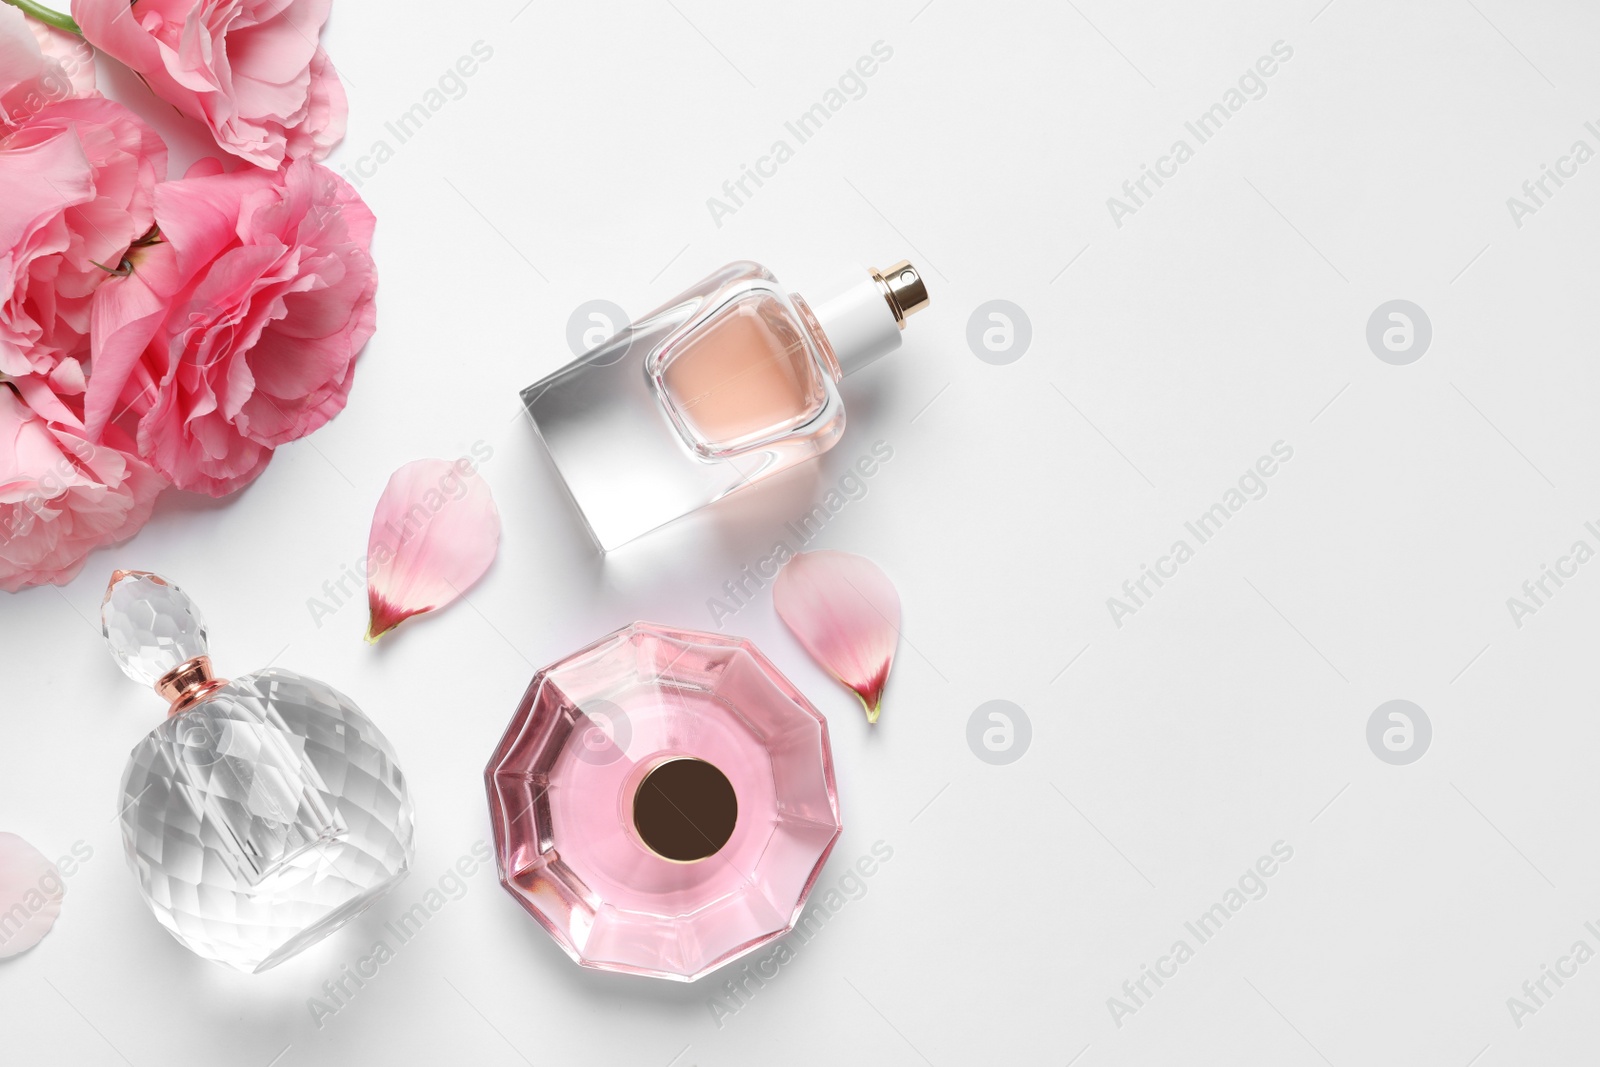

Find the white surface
[[4, 0, 1600, 1064]]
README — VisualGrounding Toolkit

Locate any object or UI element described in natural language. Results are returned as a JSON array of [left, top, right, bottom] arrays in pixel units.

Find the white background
[[4, 0, 1600, 1063]]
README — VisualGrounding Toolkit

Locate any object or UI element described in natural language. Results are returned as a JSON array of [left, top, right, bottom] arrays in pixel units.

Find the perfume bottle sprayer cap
[[806, 259, 928, 377]]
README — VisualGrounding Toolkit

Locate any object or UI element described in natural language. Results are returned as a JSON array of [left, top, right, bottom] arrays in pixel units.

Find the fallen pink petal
[[0, 832, 65, 959], [366, 457, 500, 642], [773, 550, 902, 723]]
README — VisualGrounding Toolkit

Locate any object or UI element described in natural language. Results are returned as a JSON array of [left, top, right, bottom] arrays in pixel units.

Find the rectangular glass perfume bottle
[[523, 259, 928, 550]]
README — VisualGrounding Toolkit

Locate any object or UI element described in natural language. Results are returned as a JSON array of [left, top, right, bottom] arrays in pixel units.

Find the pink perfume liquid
[[486, 623, 841, 981], [659, 293, 837, 451]]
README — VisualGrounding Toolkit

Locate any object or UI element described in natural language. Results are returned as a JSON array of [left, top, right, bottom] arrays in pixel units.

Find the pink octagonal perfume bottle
[[485, 623, 841, 981]]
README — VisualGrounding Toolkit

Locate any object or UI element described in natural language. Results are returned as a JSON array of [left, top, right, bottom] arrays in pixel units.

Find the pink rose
[[72, 0, 347, 170], [87, 157, 377, 496], [0, 94, 167, 393], [0, 387, 164, 593], [0, 4, 96, 128]]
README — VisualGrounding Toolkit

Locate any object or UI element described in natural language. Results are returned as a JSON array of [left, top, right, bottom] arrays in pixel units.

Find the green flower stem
[[1, 0, 81, 36]]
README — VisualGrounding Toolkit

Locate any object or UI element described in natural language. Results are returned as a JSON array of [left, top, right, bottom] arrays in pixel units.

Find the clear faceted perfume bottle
[[102, 571, 415, 972], [523, 259, 928, 550], [485, 622, 841, 981]]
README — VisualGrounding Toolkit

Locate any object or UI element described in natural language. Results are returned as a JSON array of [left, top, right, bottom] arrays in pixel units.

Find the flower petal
[[0, 390, 165, 593], [26, 17, 95, 97], [72, 0, 345, 168], [366, 458, 500, 641], [773, 550, 901, 723], [0, 832, 65, 958]]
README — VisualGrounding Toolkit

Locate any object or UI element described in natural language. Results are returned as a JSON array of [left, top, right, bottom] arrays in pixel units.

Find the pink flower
[[72, 0, 347, 170], [86, 156, 377, 496], [0, 4, 96, 128], [0, 387, 164, 593], [0, 93, 166, 394]]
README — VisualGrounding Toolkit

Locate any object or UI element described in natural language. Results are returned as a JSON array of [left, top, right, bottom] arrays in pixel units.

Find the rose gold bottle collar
[[155, 656, 230, 715]]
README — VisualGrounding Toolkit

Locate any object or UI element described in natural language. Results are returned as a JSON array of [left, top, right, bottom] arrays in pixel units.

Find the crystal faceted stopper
[[102, 571, 209, 686], [103, 571, 415, 973], [486, 622, 842, 981]]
